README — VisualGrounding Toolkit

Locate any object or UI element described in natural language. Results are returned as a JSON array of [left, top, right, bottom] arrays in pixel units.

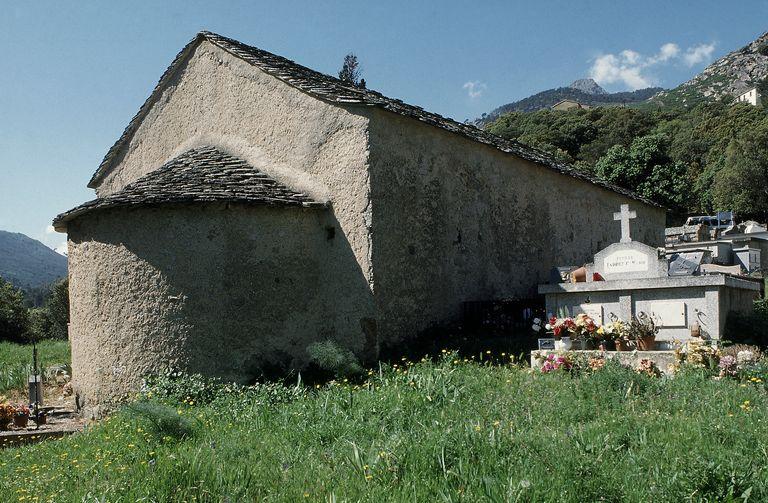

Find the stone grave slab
[[590, 241, 668, 281], [572, 303, 604, 324], [648, 300, 687, 327], [668, 251, 706, 276]]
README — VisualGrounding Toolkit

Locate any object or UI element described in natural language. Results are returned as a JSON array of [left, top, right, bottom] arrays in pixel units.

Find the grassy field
[[0, 341, 70, 395], [1, 353, 767, 502]]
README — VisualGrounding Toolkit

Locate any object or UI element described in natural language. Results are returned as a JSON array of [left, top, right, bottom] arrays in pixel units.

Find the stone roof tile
[[54, 146, 323, 230]]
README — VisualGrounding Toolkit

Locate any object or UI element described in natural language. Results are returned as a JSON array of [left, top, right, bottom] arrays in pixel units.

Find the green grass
[[0, 340, 71, 395], [1, 356, 767, 502]]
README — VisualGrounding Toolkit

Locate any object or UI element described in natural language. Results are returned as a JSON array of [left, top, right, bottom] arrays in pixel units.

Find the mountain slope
[[477, 80, 663, 124], [0, 231, 67, 290], [652, 31, 768, 107]]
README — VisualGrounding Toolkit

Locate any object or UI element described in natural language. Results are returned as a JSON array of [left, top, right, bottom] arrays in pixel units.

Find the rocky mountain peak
[[653, 30, 768, 105], [569, 78, 607, 95]]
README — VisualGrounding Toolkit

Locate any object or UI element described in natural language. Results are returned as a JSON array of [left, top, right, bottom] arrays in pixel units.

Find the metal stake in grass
[[29, 339, 41, 430]]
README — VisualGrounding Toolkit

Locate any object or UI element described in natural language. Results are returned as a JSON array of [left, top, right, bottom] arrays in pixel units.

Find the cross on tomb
[[613, 204, 636, 243]]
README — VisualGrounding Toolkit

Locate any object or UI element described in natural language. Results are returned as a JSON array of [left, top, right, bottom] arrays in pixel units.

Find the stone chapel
[[53, 31, 665, 415]]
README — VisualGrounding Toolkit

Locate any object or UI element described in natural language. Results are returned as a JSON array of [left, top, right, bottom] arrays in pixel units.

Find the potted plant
[[596, 326, 613, 351], [0, 403, 15, 431], [13, 404, 30, 429], [545, 316, 575, 351], [603, 319, 629, 351], [35, 410, 48, 425], [626, 312, 658, 351], [571, 313, 598, 349]]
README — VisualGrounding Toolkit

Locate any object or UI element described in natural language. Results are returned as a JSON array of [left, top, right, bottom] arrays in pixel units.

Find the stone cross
[[613, 204, 636, 243]]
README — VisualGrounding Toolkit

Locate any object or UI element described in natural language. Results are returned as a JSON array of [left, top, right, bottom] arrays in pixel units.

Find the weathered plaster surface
[[366, 109, 666, 346], [67, 204, 373, 417], [96, 41, 373, 285]]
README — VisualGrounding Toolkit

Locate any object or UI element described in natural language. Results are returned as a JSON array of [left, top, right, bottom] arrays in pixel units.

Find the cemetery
[[4, 19, 768, 501], [533, 204, 763, 372]]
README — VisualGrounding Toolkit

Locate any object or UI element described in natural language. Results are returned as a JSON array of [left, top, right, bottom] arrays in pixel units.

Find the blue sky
[[2, 1, 767, 252]]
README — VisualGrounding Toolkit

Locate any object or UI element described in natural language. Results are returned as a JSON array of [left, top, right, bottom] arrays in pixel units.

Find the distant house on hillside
[[551, 99, 591, 111], [735, 87, 762, 106]]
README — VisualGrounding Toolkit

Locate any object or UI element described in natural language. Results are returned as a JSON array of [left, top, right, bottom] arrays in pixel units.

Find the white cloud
[[591, 53, 653, 89], [590, 41, 715, 90], [684, 43, 716, 67], [652, 43, 680, 63], [463, 80, 487, 99], [45, 225, 56, 234]]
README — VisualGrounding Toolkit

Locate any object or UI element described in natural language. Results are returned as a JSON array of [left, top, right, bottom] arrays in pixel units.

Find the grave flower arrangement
[[627, 312, 658, 350], [544, 316, 577, 350], [545, 316, 575, 339], [13, 404, 30, 428], [0, 403, 15, 430], [602, 319, 629, 349], [673, 340, 720, 371], [571, 313, 600, 347], [609, 313, 658, 350], [540, 353, 574, 373], [636, 358, 662, 377], [718, 355, 738, 378]]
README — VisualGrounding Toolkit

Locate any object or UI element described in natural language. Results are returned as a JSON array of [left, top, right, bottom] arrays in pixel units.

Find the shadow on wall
[[67, 202, 376, 390]]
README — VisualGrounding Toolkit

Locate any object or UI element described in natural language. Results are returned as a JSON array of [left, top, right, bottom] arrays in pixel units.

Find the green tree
[[485, 99, 768, 218], [338, 54, 361, 86], [595, 134, 690, 215], [0, 276, 30, 343], [712, 125, 768, 219], [43, 278, 69, 340]]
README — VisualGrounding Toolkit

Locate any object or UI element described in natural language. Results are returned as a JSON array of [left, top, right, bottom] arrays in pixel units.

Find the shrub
[[124, 401, 195, 440], [142, 370, 305, 410], [306, 340, 363, 379], [723, 308, 768, 348], [27, 308, 53, 341]]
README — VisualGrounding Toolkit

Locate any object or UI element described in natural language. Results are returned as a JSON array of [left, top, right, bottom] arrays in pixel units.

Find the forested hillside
[[478, 81, 661, 123], [485, 101, 768, 222], [0, 231, 66, 295]]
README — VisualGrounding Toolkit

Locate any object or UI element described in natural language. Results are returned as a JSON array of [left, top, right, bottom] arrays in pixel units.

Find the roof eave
[[52, 198, 330, 232]]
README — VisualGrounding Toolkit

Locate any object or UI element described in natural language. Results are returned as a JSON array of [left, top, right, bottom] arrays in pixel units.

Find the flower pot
[[35, 413, 47, 425], [614, 340, 632, 351], [13, 415, 29, 429], [0, 420, 11, 431], [554, 337, 572, 351], [637, 336, 656, 351]]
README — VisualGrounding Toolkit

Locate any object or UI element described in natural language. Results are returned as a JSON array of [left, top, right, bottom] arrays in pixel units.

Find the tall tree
[[338, 53, 361, 86], [0, 276, 29, 343], [712, 125, 768, 219], [595, 134, 690, 215], [44, 278, 69, 340]]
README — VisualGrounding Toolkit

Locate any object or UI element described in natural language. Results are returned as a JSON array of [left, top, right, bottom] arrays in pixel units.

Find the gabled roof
[[87, 31, 659, 208], [55, 146, 324, 230]]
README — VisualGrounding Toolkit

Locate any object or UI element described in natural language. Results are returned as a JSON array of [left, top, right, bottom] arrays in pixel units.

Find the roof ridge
[[87, 30, 660, 208]]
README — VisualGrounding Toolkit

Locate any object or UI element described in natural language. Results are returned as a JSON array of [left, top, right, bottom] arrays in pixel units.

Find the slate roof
[[85, 31, 659, 208], [54, 146, 324, 230]]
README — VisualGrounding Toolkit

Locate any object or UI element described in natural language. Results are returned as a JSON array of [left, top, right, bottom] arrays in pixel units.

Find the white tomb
[[539, 205, 762, 346]]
